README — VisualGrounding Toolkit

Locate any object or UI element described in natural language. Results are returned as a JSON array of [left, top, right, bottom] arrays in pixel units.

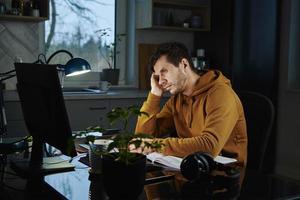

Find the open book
[[146, 152, 237, 170]]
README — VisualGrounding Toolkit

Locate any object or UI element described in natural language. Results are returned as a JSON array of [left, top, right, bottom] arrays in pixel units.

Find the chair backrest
[[237, 91, 275, 172]]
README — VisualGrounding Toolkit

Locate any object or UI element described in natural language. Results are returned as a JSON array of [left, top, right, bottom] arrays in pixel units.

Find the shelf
[[0, 0, 49, 22], [138, 25, 210, 32], [136, 0, 211, 31], [154, 0, 209, 9], [0, 15, 48, 22]]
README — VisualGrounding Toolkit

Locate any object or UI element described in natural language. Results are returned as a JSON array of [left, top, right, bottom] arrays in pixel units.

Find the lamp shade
[[63, 58, 91, 76]]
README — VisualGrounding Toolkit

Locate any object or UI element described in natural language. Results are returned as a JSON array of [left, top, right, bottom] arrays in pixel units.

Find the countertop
[[3, 89, 168, 101]]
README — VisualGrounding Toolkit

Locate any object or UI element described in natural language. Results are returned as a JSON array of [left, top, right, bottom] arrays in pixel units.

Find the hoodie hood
[[191, 70, 231, 96]]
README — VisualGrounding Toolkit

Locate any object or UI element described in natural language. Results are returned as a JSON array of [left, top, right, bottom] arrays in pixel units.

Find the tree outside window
[[45, 0, 116, 87]]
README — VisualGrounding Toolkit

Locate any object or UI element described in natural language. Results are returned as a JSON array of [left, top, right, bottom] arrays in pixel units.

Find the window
[[45, 0, 123, 88]]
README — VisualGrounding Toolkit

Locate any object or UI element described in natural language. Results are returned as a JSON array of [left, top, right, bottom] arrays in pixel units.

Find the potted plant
[[97, 28, 126, 85], [86, 105, 163, 200]]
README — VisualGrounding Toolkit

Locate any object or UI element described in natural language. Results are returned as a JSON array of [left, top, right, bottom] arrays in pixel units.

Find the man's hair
[[149, 42, 196, 73]]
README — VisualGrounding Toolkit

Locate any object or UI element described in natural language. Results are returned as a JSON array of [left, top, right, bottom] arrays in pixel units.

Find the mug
[[89, 139, 113, 174], [99, 81, 110, 91]]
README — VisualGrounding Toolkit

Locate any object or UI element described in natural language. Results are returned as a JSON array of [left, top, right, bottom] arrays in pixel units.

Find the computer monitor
[[13, 62, 77, 176]]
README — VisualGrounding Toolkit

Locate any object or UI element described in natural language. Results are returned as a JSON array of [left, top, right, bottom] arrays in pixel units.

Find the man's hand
[[150, 74, 163, 96], [129, 138, 155, 155]]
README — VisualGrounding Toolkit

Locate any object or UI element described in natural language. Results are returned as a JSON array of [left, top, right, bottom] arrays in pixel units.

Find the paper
[[147, 152, 182, 170], [214, 155, 237, 165], [42, 156, 75, 172], [146, 152, 237, 170]]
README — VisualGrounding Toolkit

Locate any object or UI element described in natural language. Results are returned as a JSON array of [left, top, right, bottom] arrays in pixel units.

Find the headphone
[[180, 152, 215, 181], [180, 152, 241, 199]]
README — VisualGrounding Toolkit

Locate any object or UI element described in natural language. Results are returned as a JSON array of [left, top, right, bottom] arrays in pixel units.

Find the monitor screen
[[14, 63, 76, 161]]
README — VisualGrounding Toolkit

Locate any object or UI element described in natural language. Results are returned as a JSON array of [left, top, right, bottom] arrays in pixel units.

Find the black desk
[[2, 153, 300, 200], [42, 155, 300, 200]]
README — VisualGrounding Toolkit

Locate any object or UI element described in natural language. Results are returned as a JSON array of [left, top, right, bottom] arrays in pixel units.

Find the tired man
[[135, 42, 247, 168]]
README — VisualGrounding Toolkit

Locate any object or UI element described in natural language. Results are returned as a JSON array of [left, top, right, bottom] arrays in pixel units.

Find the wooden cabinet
[[4, 95, 170, 137], [136, 0, 211, 32], [65, 100, 110, 132], [0, 0, 49, 22]]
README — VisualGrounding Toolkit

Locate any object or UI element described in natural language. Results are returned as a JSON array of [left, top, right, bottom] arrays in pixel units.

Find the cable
[[46, 50, 73, 64], [1, 182, 25, 192]]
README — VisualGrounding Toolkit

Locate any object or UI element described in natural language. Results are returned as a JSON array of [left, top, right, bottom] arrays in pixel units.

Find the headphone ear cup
[[180, 152, 215, 181], [180, 154, 199, 181], [200, 152, 215, 172], [194, 153, 210, 174]]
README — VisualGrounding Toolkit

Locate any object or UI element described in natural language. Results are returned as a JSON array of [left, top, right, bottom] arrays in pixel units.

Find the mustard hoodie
[[135, 70, 247, 167]]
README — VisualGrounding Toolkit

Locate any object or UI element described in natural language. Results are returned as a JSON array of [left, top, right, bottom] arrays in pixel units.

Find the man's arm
[[159, 86, 240, 158], [135, 92, 174, 137]]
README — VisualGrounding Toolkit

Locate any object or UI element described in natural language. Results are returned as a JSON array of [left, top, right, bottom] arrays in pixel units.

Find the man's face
[[153, 56, 186, 94]]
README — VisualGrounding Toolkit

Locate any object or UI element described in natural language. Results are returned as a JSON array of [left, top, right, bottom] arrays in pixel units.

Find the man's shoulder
[[207, 82, 234, 94]]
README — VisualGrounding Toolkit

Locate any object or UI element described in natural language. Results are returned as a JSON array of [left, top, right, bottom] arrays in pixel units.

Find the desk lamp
[[46, 49, 91, 77], [0, 49, 91, 137], [46, 50, 91, 87]]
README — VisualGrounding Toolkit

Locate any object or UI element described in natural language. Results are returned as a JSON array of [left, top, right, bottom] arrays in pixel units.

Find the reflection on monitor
[[12, 63, 76, 176]]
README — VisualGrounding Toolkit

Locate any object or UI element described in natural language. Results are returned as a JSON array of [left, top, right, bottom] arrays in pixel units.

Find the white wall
[[0, 21, 44, 90]]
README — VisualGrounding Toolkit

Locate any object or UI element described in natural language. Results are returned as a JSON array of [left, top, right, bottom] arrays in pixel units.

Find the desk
[[43, 155, 300, 200], [2, 154, 300, 199]]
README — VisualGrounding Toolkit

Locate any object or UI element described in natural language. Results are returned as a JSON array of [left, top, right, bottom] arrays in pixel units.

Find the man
[[135, 42, 247, 168]]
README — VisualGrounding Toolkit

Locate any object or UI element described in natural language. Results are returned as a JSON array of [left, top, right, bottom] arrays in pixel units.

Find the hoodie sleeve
[[160, 86, 240, 158], [135, 92, 175, 137]]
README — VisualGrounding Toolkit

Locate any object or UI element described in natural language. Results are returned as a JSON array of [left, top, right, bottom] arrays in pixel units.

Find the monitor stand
[[10, 137, 74, 178]]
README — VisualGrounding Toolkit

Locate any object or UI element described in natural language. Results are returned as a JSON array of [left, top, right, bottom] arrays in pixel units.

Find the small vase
[[100, 68, 120, 85]]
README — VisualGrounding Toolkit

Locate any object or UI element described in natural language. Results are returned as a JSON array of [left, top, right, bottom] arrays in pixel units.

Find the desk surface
[[43, 155, 300, 200]]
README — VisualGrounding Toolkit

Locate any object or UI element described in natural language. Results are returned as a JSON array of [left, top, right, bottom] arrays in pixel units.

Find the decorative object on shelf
[[183, 22, 189, 28], [18, 0, 24, 15], [0, 0, 47, 21], [166, 8, 174, 26], [153, 7, 166, 26], [190, 15, 203, 28], [11, 0, 19, 15], [31, 0, 39, 17], [0, 0, 6, 15], [136, 0, 211, 31]]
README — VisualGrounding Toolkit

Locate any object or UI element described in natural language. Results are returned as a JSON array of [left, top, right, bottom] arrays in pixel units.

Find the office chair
[[237, 91, 275, 173]]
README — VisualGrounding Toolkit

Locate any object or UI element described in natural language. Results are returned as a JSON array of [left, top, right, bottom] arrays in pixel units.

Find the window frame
[[43, 0, 137, 88]]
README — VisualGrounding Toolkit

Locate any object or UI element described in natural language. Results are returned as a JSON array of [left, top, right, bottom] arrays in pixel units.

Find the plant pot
[[102, 153, 146, 200], [100, 68, 120, 85]]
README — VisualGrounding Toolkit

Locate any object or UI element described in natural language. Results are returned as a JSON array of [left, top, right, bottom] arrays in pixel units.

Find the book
[[146, 152, 237, 170], [10, 156, 75, 178]]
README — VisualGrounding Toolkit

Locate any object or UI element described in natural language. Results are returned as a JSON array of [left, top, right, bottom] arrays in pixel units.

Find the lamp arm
[[46, 50, 74, 64]]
